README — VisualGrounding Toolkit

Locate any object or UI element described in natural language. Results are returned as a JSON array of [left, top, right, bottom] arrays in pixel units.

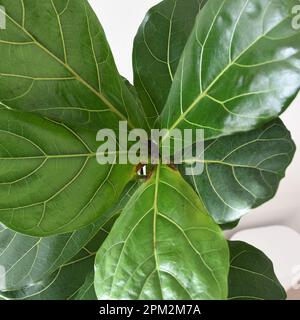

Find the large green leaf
[[133, 0, 207, 125], [160, 0, 300, 144], [94, 165, 229, 300], [0, 180, 139, 299], [180, 120, 295, 224], [74, 270, 96, 300], [0, 208, 118, 291], [0, 110, 135, 236], [0, 220, 98, 291], [0, 0, 145, 130], [0, 244, 96, 300], [228, 241, 286, 300], [73, 180, 141, 301]]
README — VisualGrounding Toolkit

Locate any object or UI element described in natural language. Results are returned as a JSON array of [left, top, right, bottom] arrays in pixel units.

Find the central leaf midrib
[[0, 150, 133, 160], [153, 163, 164, 299], [3, 11, 133, 128]]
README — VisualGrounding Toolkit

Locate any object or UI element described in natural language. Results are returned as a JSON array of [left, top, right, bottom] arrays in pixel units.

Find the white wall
[[89, 0, 162, 81]]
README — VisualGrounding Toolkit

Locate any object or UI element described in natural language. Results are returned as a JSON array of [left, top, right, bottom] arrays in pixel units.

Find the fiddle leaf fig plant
[[0, 0, 299, 300]]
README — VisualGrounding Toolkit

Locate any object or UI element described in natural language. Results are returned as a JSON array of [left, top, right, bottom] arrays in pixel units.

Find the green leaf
[[160, 0, 300, 144], [228, 241, 286, 300], [0, 110, 135, 236], [94, 165, 229, 300], [0, 247, 95, 300], [0, 220, 97, 291], [74, 270, 96, 300], [0, 0, 145, 130], [0, 227, 103, 300], [0, 180, 139, 299], [0, 181, 137, 291], [133, 0, 207, 125], [73, 180, 140, 301], [180, 120, 295, 224], [122, 77, 142, 104], [220, 220, 240, 230], [0, 210, 117, 291], [0, 0, 296, 302]]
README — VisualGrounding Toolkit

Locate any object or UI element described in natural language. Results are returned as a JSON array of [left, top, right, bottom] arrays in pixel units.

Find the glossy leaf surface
[[160, 0, 300, 144], [0, 0, 145, 130], [0, 0, 296, 302], [0, 207, 118, 290], [0, 181, 139, 299], [0, 246, 95, 300], [0, 110, 135, 236], [95, 166, 229, 300], [228, 241, 286, 300], [133, 0, 207, 125], [180, 120, 295, 224], [74, 270, 96, 300], [0, 220, 99, 291]]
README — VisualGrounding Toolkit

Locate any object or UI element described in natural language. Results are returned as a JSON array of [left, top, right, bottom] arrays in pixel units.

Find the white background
[[89, 0, 300, 291]]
